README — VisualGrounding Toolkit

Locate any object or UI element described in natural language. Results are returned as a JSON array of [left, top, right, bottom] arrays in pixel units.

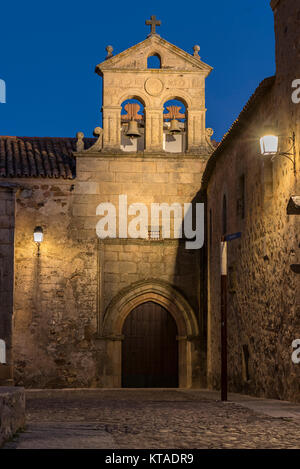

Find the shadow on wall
[[173, 188, 206, 388]]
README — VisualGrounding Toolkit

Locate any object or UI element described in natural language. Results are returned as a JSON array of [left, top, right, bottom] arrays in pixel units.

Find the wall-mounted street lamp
[[33, 226, 43, 256], [260, 135, 279, 155], [260, 131, 296, 175]]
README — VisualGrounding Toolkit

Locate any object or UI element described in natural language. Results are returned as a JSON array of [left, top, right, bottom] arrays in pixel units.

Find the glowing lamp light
[[33, 226, 43, 243], [260, 135, 279, 155]]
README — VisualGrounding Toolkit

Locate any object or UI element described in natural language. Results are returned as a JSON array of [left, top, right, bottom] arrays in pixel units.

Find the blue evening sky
[[0, 0, 275, 142]]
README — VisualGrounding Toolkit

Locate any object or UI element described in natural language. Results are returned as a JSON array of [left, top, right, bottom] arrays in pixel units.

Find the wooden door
[[122, 301, 178, 388]]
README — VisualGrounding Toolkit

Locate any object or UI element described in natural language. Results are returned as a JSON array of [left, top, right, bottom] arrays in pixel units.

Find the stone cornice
[[74, 151, 211, 160], [99, 69, 207, 76]]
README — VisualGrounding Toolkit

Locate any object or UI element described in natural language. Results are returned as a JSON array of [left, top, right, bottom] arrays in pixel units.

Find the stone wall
[[12, 153, 208, 388], [206, 94, 300, 401], [0, 184, 17, 378], [0, 387, 25, 447], [205, 0, 300, 401]]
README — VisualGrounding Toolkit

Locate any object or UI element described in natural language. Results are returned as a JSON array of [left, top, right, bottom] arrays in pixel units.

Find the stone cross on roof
[[145, 15, 161, 36]]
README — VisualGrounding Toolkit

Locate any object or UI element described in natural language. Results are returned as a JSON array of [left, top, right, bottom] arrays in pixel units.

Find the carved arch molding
[[99, 279, 200, 388]]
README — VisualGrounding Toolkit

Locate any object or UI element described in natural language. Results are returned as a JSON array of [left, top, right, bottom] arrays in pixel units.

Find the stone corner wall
[[205, 80, 300, 402], [0, 386, 25, 447]]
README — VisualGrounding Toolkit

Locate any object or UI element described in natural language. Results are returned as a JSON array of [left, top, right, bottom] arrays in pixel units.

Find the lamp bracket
[[271, 132, 296, 175], [271, 152, 294, 165], [36, 242, 41, 257]]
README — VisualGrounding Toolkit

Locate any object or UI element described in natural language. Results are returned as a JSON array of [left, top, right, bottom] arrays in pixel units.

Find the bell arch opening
[[163, 99, 187, 153], [147, 53, 161, 69], [120, 98, 145, 152]]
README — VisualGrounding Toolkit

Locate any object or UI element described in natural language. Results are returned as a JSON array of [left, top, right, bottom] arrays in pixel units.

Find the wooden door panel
[[122, 301, 178, 388]]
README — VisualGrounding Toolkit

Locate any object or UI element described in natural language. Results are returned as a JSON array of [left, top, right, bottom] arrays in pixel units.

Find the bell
[[169, 118, 181, 134], [126, 119, 141, 138]]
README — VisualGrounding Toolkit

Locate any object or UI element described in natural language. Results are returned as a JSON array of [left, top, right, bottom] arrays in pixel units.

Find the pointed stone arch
[[101, 279, 200, 388]]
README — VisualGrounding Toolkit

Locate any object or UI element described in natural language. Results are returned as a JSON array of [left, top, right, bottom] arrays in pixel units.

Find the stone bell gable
[[96, 35, 213, 73], [93, 32, 213, 153]]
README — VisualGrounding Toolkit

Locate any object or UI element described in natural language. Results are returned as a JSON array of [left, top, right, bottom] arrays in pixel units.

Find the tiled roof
[[0, 136, 95, 179], [201, 76, 276, 189]]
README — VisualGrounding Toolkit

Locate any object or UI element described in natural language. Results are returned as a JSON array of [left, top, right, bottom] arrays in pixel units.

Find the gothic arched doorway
[[122, 301, 178, 388]]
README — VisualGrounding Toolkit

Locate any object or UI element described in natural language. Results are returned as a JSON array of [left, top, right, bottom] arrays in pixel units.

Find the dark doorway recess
[[122, 301, 178, 388]]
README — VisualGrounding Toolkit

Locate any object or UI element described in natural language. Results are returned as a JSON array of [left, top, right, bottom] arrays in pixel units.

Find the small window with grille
[[148, 226, 162, 240]]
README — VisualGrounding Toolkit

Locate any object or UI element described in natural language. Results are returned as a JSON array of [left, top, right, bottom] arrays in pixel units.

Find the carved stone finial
[[206, 128, 214, 138], [106, 45, 114, 59], [76, 131, 85, 152], [193, 45, 200, 59], [205, 128, 216, 150], [88, 127, 103, 152], [93, 127, 102, 137], [76, 127, 103, 154]]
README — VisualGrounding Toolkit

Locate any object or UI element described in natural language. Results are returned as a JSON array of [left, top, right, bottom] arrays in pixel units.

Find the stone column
[[0, 184, 18, 384], [187, 109, 206, 151], [102, 105, 121, 151], [177, 336, 192, 388], [144, 108, 164, 152]]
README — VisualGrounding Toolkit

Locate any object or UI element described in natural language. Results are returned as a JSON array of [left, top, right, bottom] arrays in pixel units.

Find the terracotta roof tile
[[0, 136, 95, 179]]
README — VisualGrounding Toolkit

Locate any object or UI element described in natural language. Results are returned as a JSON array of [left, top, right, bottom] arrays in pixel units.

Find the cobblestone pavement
[[3, 389, 300, 449]]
